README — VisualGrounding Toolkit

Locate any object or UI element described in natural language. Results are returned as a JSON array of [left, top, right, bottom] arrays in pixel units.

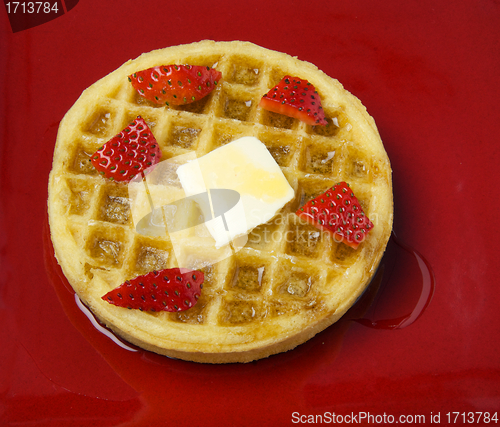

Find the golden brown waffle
[[48, 40, 393, 363]]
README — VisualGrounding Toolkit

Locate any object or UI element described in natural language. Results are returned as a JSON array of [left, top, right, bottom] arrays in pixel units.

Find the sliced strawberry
[[91, 116, 161, 182], [296, 182, 373, 249], [102, 268, 204, 312], [128, 65, 221, 106], [260, 75, 327, 126]]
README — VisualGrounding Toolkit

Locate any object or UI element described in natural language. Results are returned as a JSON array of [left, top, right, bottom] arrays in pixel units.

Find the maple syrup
[[346, 232, 435, 329]]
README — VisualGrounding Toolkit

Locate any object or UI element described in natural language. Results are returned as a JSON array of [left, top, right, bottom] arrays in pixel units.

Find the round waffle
[[48, 40, 393, 363]]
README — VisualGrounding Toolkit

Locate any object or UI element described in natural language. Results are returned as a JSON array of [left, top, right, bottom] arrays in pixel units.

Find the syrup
[[346, 232, 435, 329], [74, 294, 139, 352]]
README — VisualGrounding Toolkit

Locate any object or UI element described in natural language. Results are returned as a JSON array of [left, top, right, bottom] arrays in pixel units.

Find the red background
[[1, 0, 499, 425]]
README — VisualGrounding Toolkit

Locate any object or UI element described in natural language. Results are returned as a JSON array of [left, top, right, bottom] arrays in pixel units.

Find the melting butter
[[177, 136, 294, 248], [201, 142, 290, 202]]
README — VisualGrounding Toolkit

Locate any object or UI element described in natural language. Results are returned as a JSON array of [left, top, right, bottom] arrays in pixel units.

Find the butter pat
[[176, 136, 294, 247]]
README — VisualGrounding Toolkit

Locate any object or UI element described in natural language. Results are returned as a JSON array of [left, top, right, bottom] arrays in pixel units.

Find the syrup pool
[[74, 294, 139, 352], [346, 232, 435, 329]]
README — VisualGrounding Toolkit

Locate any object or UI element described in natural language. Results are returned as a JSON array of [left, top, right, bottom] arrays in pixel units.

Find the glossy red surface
[[1, 1, 499, 425]]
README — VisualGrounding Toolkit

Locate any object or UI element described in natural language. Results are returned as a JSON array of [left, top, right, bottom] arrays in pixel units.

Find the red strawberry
[[102, 268, 204, 312], [128, 65, 221, 106], [260, 76, 327, 126], [296, 182, 373, 249], [91, 116, 161, 182]]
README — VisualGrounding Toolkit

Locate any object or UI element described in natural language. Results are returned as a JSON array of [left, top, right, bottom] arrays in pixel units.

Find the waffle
[[48, 40, 393, 363]]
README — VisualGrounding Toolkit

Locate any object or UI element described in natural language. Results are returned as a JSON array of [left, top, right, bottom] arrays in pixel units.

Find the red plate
[[1, 1, 499, 425]]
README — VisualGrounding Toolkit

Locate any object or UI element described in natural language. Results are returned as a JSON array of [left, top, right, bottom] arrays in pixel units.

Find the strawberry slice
[[128, 65, 221, 106], [296, 182, 373, 249], [260, 75, 327, 126], [102, 268, 204, 312], [91, 116, 161, 182]]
